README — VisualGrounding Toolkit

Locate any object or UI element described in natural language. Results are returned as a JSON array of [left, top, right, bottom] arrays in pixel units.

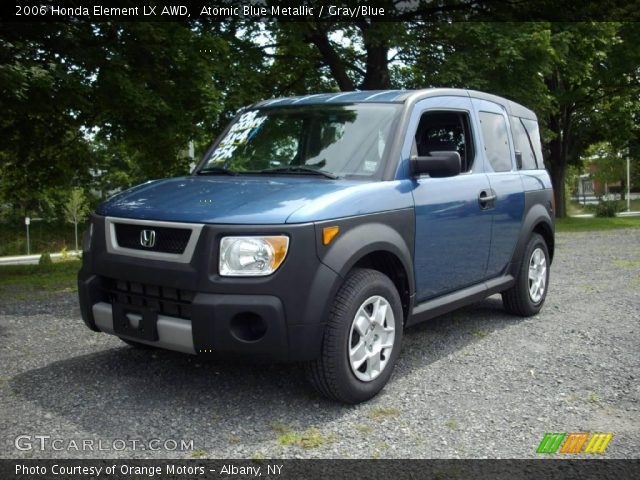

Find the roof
[[254, 89, 410, 107], [253, 88, 537, 120]]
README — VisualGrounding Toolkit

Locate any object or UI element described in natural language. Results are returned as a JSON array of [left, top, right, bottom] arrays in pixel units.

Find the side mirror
[[411, 151, 461, 178]]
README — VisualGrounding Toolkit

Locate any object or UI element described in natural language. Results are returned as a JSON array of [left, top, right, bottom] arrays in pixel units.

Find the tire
[[502, 233, 550, 317], [306, 268, 403, 404], [118, 336, 156, 349]]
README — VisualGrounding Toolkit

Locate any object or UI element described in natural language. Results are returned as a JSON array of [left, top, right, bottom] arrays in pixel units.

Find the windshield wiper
[[258, 166, 339, 179], [197, 166, 238, 176]]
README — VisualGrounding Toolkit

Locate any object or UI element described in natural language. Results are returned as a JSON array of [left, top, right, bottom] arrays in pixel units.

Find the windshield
[[200, 104, 402, 178]]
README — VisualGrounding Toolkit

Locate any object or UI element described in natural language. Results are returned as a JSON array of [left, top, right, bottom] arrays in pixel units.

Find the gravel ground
[[1, 229, 639, 459]]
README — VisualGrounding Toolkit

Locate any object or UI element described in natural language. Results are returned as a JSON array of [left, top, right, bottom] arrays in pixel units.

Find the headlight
[[219, 236, 289, 276]]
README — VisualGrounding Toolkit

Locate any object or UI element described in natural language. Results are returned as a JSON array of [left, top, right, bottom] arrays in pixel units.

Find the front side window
[[201, 104, 402, 178], [478, 111, 512, 172], [414, 111, 475, 173]]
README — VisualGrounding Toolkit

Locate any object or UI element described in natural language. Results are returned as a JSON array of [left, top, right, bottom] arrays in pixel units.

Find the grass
[[445, 419, 459, 430], [375, 441, 390, 451], [0, 258, 81, 301], [555, 216, 640, 232], [354, 424, 373, 434], [251, 451, 266, 462], [561, 199, 640, 232], [271, 423, 291, 436], [271, 424, 333, 449], [612, 259, 640, 267], [367, 406, 401, 420], [471, 329, 488, 338]]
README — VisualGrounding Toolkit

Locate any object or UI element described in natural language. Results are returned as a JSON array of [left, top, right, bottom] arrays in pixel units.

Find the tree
[[2, 16, 638, 222], [0, 23, 95, 217], [585, 142, 628, 198], [0, 22, 227, 216], [63, 187, 90, 252], [402, 22, 640, 217]]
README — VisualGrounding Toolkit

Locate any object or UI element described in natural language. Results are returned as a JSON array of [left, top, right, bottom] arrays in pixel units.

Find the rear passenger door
[[406, 96, 493, 301], [471, 99, 525, 278]]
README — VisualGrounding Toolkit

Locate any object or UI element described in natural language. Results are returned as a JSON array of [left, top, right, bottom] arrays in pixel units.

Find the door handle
[[478, 190, 497, 209]]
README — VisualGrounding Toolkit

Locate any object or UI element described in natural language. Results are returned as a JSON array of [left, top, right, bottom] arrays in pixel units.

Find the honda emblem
[[140, 229, 156, 248]]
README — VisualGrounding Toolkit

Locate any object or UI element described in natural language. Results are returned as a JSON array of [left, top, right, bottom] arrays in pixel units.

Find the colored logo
[[537, 432, 613, 454]]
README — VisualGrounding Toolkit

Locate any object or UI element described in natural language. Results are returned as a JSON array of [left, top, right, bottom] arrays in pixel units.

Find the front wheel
[[502, 233, 550, 316], [306, 268, 403, 404]]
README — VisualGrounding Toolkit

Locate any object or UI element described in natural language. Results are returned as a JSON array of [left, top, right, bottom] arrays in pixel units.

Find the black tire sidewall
[[331, 271, 403, 403]]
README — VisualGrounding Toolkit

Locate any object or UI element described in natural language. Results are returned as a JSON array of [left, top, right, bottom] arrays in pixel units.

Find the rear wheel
[[306, 268, 403, 404], [502, 233, 550, 316]]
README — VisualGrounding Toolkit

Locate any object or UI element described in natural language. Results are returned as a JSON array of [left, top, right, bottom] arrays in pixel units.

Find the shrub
[[595, 199, 624, 218], [38, 252, 53, 269], [583, 203, 598, 213]]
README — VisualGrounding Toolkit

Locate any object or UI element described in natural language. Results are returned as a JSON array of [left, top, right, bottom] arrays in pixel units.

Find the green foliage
[[407, 22, 553, 114], [0, 22, 227, 214], [38, 252, 52, 268], [1, 19, 639, 223], [0, 221, 80, 257], [585, 142, 629, 192], [401, 22, 639, 217], [63, 188, 90, 225], [595, 199, 625, 217]]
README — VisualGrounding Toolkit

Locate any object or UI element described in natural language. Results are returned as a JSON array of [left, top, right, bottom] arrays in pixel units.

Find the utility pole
[[627, 145, 631, 212], [25, 216, 30, 255]]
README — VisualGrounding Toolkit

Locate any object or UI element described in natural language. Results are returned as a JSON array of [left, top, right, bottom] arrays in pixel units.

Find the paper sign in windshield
[[210, 111, 266, 163]]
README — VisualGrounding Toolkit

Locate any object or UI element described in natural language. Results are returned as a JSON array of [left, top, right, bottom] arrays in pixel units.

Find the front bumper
[[78, 215, 341, 362]]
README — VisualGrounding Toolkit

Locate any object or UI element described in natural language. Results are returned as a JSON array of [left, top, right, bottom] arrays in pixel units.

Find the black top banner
[[2, 0, 640, 22]]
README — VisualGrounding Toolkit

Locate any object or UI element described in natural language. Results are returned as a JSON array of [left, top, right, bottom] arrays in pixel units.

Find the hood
[[96, 176, 413, 224]]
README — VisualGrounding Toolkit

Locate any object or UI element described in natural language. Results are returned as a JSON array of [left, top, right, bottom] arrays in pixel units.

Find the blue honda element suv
[[78, 89, 555, 403]]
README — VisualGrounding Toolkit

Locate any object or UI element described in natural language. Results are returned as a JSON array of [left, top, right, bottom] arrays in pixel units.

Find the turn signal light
[[322, 226, 340, 246]]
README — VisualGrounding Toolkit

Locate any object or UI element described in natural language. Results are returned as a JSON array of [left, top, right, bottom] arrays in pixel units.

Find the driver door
[[406, 96, 493, 301]]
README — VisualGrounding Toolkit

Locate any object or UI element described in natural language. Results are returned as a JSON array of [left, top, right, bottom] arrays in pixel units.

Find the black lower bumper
[[78, 218, 342, 362], [79, 272, 336, 362]]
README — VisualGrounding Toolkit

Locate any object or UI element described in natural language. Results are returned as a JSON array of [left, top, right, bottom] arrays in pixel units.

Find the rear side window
[[478, 111, 512, 172], [521, 118, 545, 169], [511, 117, 538, 170]]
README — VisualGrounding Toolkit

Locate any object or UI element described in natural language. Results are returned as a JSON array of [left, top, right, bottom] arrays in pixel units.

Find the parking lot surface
[[1, 230, 638, 459]]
